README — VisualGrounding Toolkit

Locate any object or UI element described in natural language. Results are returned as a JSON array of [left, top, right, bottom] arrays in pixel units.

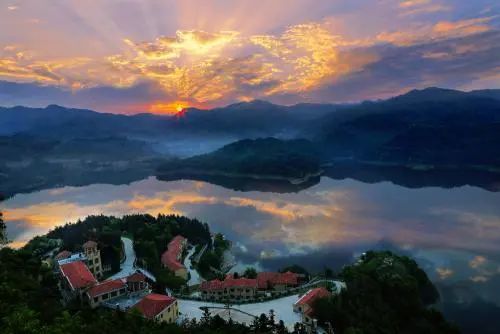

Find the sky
[[0, 0, 499, 114]]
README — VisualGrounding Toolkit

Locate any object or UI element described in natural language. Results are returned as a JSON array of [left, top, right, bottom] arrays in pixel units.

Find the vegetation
[[312, 251, 459, 334], [0, 245, 289, 334], [40, 213, 212, 291], [244, 267, 258, 279], [0, 209, 7, 246], [197, 233, 231, 279], [158, 138, 321, 180]]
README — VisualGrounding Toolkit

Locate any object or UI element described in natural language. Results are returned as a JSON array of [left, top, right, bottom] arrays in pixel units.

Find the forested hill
[[157, 138, 321, 180], [314, 88, 500, 169]]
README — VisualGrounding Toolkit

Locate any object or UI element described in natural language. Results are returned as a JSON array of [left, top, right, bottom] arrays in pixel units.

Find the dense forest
[[313, 251, 459, 334]]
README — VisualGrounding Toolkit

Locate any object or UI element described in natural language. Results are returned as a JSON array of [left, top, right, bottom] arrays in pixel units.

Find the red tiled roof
[[161, 236, 186, 271], [87, 279, 126, 298], [257, 271, 299, 289], [133, 294, 176, 319], [201, 275, 258, 291], [60, 261, 97, 290], [127, 272, 146, 283], [294, 287, 331, 307], [83, 240, 98, 249], [55, 250, 72, 261]]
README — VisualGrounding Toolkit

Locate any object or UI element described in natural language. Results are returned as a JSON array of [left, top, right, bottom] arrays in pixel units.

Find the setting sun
[[148, 102, 188, 115]]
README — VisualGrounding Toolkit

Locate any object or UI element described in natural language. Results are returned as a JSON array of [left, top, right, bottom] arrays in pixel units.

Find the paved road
[[184, 246, 203, 286], [178, 294, 301, 330], [108, 237, 136, 280]]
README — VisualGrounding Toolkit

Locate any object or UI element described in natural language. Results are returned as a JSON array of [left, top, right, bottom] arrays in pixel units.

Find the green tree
[[0, 210, 8, 246], [243, 267, 258, 279]]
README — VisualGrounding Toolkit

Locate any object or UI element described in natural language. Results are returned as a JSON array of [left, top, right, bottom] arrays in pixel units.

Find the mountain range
[[1, 87, 500, 197]]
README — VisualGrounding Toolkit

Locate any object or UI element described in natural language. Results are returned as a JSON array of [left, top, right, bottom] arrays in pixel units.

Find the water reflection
[[2, 176, 500, 289]]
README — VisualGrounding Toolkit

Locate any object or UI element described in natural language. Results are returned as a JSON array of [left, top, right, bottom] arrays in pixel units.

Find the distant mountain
[[0, 101, 335, 141], [315, 87, 500, 169], [2, 87, 500, 197]]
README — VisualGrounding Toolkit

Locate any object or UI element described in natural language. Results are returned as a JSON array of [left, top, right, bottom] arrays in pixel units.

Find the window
[[111, 291, 117, 297], [102, 293, 108, 300], [93, 297, 98, 303], [95, 258, 99, 264]]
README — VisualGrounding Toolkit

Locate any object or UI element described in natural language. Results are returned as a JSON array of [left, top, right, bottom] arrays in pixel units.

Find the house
[[257, 271, 299, 291], [55, 250, 72, 261], [161, 236, 188, 279], [59, 260, 98, 302], [126, 272, 149, 294], [200, 274, 258, 301], [86, 279, 128, 308], [293, 287, 331, 326], [83, 240, 103, 278], [132, 293, 179, 324]]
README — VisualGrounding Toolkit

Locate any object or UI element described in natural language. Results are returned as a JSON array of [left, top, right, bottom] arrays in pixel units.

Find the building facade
[[83, 240, 103, 278], [132, 293, 179, 324], [161, 235, 188, 279], [293, 287, 332, 325], [200, 275, 258, 301]]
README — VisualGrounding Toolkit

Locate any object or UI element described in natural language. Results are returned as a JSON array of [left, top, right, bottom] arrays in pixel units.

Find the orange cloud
[[377, 17, 494, 46]]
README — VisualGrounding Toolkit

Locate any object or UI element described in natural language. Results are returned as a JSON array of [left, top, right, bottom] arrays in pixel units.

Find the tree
[[244, 267, 258, 279], [201, 307, 212, 326], [0, 210, 8, 245]]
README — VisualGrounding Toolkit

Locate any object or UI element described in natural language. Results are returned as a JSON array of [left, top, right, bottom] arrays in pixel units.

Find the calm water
[[2, 176, 500, 302]]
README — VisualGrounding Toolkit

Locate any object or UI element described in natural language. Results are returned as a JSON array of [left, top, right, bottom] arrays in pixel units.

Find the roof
[[294, 287, 331, 307], [83, 240, 98, 249], [57, 252, 86, 265], [201, 275, 258, 291], [257, 271, 299, 289], [127, 272, 147, 283], [87, 279, 126, 298], [60, 261, 97, 290], [55, 250, 72, 261], [161, 235, 186, 271], [133, 294, 176, 319]]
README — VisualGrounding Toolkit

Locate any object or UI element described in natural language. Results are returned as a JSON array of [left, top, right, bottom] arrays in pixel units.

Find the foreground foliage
[[313, 251, 460, 334]]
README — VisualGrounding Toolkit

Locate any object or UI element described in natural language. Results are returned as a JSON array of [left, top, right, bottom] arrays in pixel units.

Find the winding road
[[106, 237, 155, 282], [184, 246, 204, 286]]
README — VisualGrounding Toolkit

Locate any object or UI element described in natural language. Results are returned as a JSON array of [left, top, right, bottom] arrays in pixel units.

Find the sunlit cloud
[[0, 0, 498, 111], [398, 0, 451, 16], [376, 17, 494, 46], [469, 255, 487, 269], [436, 267, 454, 280]]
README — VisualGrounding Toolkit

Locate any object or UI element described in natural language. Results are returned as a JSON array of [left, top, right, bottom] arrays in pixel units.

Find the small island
[[156, 138, 323, 187]]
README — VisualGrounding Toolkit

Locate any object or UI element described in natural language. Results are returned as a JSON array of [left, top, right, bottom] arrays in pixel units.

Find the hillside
[[157, 138, 321, 182], [315, 88, 500, 169]]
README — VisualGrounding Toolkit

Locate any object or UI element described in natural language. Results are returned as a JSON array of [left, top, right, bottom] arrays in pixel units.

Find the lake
[[2, 175, 500, 305]]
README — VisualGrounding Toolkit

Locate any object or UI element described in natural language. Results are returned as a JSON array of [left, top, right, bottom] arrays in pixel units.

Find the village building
[[87, 278, 128, 308], [132, 293, 179, 324], [257, 271, 300, 291], [200, 271, 301, 301], [59, 260, 98, 302], [55, 250, 72, 261], [161, 235, 188, 279], [83, 240, 103, 278], [126, 272, 149, 294], [200, 274, 258, 301], [293, 287, 332, 326]]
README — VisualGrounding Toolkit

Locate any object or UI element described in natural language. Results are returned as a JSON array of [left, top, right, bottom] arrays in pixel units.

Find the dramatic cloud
[[0, 0, 498, 112]]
